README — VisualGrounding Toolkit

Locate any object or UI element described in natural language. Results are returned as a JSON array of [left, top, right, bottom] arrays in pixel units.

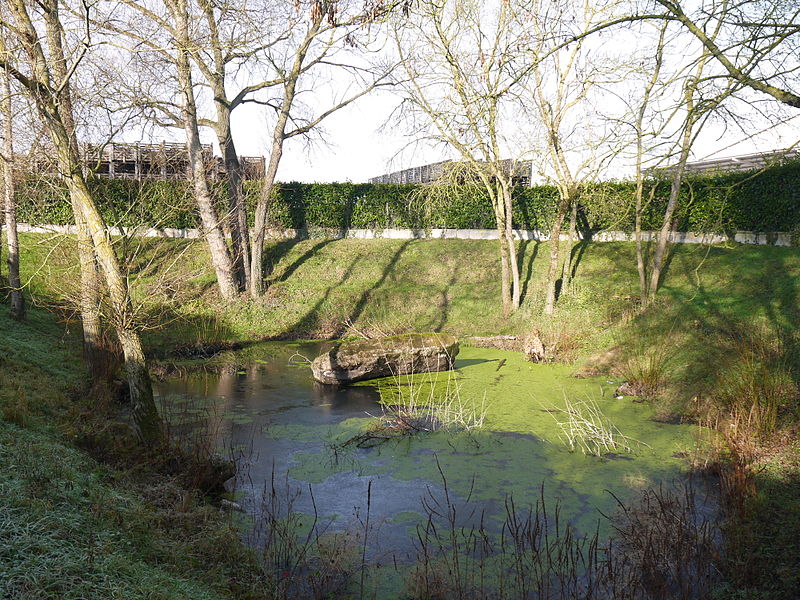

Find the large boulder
[[311, 333, 460, 385]]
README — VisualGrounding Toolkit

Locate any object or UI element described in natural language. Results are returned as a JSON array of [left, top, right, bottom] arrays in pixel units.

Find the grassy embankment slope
[[0, 249, 263, 598], [5, 232, 800, 598]]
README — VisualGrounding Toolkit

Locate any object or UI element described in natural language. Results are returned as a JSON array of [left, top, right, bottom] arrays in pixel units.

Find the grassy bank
[[0, 304, 268, 599], [6, 232, 800, 598]]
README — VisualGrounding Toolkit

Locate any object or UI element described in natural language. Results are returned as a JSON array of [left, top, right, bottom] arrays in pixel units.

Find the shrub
[[16, 158, 800, 233]]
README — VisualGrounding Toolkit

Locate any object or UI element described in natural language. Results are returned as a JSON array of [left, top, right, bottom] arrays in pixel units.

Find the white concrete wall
[[17, 223, 797, 247]]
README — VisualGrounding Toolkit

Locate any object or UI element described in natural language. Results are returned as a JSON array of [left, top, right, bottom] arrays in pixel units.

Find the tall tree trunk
[[172, 0, 238, 301], [16, 0, 164, 445], [1, 60, 24, 319], [543, 192, 571, 315], [501, 179, 520, 310], [218, 119, 250, 292], [634, 180, 648, 304], [66, 170, 162, 445], [498, 232, 512, 316], [633, 24, 666, 306], [250, 17, 321, 298], [251, 128, 285, 297], [39, 0, 104, 366], [487, 182, 512, 314], [560, 196, 578, 288], [647, 100, 696, 302], [73, 208, 103, 377], [198, 0, 250, 293]]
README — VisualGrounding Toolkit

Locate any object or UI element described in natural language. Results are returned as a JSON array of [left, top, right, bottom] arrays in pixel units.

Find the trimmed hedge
[[15, 159, 800, 233]]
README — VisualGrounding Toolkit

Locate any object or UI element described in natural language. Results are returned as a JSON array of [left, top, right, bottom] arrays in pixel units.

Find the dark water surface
[[155, 341, 707, 565]]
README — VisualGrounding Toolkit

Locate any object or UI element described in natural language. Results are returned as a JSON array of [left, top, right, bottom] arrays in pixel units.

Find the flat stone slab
[[311, 333, 459, 385]]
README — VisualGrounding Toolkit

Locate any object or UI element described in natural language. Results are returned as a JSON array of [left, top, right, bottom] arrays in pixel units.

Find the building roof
[[369, 159, 532, 185], [678, 148, 799, 175]]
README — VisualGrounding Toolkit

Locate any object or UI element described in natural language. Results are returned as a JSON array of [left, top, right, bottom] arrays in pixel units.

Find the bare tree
[[104, 0, 391, 298], [614, 19, 675, 305], [40, 0, 106, 378], [98, 0, 240, 300], [166, 0, 239, 300], [0, 33, 24, 319], [192, 0, 257, 292], [523, 0, 624, 315], [0, 0, 163, 445], [393, 0, 530, 314], [654, 0, 800, 109], [249, 0, 395, 298]]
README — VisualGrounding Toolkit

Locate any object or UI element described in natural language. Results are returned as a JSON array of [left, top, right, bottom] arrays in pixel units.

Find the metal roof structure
[[27, 141, 265, 182], [679, 148, 799, 175], [369, 159, 532, 186]]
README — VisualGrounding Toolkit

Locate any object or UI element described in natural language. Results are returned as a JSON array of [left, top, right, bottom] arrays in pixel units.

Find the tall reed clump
[[247, 467, 364, 600], [380, 372, 488, 433], [709, 327, 797, 438], [343, 372, 488, 448], [408, 462, 720, 599], [548, 397, 648, 457], [152, 389, 236, 497], [616, 342, 674, 401], [606, 482, 721, 600]]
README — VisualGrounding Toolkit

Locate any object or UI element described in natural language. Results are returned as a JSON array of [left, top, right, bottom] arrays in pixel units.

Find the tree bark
[[73, 208, 103, 377], [543, 192, 571, 315], [560, 196, 578, 288], [647, 129, 692, 299], [40, 0, 104, 374], [218, 118, 250, 292], [198, 0, 250, 293], [634, 180, 648, 304], [500, 178, 521, 309], [647, 65, 703, 302], [634, 23, 667, 305], [1, 58, 24, 319], [498, 231, 512, 316], [251, 124, 286, 297], [68, 172, 162, 445], [486, 179, 514, 314], [171, 0, 238, 301], [7, 0, 164, 445], [250, 15, 323, 297]]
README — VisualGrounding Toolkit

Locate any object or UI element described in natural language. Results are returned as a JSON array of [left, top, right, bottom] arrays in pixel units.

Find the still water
[[155, 341, 703, 563]]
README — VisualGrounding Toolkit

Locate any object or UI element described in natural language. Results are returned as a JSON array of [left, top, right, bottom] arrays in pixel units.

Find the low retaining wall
[[17, 223, 798, 247]]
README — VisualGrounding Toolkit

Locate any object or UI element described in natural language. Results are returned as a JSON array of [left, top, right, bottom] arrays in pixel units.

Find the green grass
[[0, 304, 83, 427], [0, 422, 247, 600], [0, 302, 265, 599]]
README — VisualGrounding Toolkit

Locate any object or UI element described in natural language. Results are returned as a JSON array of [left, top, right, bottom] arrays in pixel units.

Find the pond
[[155, 341, 706, 595]]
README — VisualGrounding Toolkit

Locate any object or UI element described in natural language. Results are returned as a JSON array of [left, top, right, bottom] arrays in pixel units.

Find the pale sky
[[222, 89, 800, 184], [223, 87, 447, 184], [204, 16, 800, 185]]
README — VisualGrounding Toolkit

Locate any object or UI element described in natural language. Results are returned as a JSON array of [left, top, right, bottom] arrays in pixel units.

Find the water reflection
[[155, 342, 456, 558]]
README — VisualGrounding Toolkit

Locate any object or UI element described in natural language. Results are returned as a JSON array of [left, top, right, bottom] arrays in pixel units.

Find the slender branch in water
[[543, 395, 650, 456]]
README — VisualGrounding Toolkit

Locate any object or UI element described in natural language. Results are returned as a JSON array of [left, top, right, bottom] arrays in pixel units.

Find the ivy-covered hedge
[[16, 159, 800, 233]]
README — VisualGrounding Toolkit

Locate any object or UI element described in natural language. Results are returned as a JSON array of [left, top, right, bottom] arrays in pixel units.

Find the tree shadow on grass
[[331, 240, 413, 338], [432, 264, 459, 333], [119, 237, 196, 279], [279, 252, 366, 339], [263, 237, 336, 286], [518, 239, 540, 304]]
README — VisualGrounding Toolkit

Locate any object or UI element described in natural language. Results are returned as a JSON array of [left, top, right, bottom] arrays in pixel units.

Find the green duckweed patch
[[159, 342, 700, 544]]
